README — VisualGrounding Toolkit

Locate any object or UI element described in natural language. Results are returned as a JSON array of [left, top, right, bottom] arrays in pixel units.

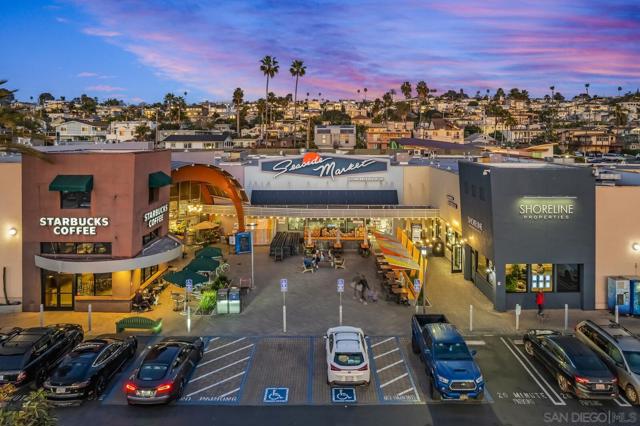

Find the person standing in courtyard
[[536, 290, 545, 317]]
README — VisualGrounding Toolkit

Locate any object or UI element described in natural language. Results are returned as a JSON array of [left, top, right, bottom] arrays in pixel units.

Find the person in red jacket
[[536, 290, 545, 317]]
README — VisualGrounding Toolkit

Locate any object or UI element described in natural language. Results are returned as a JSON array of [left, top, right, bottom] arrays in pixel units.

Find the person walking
[[536, 290, 545, 317]]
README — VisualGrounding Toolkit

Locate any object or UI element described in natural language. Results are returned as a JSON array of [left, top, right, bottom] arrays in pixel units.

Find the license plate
[[459, 394, 469, 400], [595, 384, 605, 390], [137, 390, 154, 397], [0, 376, 3, 381], [55, 388, 66, 394]]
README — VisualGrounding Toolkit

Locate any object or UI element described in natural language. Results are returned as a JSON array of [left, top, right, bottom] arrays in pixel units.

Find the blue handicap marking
[[331, 387, 356, 403], [263, 387, 289, 403]]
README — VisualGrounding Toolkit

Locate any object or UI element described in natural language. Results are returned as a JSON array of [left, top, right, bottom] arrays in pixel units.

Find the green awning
[[185, 257, 220, 273], [149, 171, 172, 188], [49, 175, 93, 192], [163, 270, 208, 287], [195, 246, 224, 258]]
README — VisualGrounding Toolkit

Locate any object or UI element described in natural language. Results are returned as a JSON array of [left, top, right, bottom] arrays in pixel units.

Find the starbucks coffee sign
[[518, 196, 576, 220], [39, 217, 109, 235], [144, 204, 168, 228]]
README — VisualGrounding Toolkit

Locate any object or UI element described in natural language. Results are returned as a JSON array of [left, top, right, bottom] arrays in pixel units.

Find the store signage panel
[[39, 217, 109, 235], [262, 153, 387, 180], [518, 196, 576, 221], [467, 216, 483, 232], [144, 204, 168, 228]]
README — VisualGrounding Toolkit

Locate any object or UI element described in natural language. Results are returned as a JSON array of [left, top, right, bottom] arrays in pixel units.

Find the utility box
[[228, 287, 241, 314], [216, 288, 229, 314]]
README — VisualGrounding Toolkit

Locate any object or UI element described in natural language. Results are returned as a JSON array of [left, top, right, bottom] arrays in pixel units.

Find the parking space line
[[614, 396, 632, 407], [189, 357, 250, 383], [500, 337, 566, 406], [204, 337, 219, 349], [377, 359, 404, 373], [397, 387, 414, 397], [395, 337, 420, 402], [205, 337, 246, 354], [216, 387, 240, 399], [198, 344, 254, 368], [380, 373, 408, 388], [234, 340, 257, 405], [371, 337, 395, 348], [365, 339, 386, 403], [374, 348, 399, 359], [186, 372, 245, 397], [466, 340, 486, 346]]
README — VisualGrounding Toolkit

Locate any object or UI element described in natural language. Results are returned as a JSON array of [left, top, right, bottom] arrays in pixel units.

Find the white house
[[162, 133, 233, 150], [106, 120, 156, 142], [314, 125, 356, 150], [55, 120, 108, 143]]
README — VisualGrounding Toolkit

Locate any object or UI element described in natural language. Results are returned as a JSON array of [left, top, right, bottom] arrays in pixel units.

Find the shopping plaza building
[[1, 146, 640, 312]]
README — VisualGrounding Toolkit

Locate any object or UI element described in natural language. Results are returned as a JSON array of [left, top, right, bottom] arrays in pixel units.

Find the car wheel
[[176, 379, 185, 401], [411, 337, 419, 354], [476, 391, 484, 401], [557, 374, 571, 394], [430, 376, 441, 401], [625, 385, 639, 406], [524, 341, 535, 357], [91, 376, 106, 400], [198, 348, 204, 362], [35, 368, 48, 388]]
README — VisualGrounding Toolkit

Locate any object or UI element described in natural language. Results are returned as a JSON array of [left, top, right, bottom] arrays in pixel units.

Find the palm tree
[[416, 81, 429, 131], [400, 82, 412, 100], [259, 55, 279, 136], [363, 87, 368, 102], [618, 86, 623, 97], [382, 92, 393, 123], [232, 88, 244, 136], [289, 59, 306, 148], [584, 83, 590, 97]]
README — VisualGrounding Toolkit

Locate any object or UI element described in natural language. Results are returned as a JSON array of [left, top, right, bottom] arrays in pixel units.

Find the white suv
[[325, 326, 370, 386]]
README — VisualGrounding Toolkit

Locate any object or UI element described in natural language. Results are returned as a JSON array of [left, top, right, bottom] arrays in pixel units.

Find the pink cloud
[[86, 85, 126, 92], [77, 72, 98, 77], [82, 27, 121, 37]]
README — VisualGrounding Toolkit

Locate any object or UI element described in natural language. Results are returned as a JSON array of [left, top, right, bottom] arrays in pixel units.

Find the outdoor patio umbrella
[[195, 246, 223, 258], [163, 269, 208, 287], [191, 221, 218, 231], [185, 257, 220, 272]]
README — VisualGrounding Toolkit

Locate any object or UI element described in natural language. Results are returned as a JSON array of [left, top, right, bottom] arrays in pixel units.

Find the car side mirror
[[323, 335, 327, 340], [471, 350, 477, 357]]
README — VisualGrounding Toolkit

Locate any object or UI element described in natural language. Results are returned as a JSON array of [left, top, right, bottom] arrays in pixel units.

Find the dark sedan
[[125, 337, 204, 405], [44, 336, 138, 404], [523, 330, 618, 400], [0, 324, 83, 387]]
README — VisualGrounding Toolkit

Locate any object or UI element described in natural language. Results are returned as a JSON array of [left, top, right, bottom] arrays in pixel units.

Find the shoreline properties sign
[[261, 153, 387, 180], [39, 217, 109, 235], [144, 203, 168, 228], [518, 196, 576, 220]]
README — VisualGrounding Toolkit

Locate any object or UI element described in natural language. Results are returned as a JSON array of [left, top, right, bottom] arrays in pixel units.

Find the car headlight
[[475, 375, 483, 384], [436, 374, 450, 384], [70, 380, 91, 388]]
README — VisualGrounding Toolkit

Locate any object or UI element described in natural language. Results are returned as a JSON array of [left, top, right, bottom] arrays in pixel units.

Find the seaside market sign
[[39, 217, 109, 235], [261, 153, 387, 180], [518, 196, 576, 221], [144, 203, 168, 228]]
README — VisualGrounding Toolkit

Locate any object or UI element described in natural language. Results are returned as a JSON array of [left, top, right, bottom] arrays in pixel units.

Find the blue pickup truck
[[411, 314, 485, 400]]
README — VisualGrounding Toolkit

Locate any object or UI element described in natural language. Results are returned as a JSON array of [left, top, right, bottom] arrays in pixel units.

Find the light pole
[[247, 222, 257, 289]]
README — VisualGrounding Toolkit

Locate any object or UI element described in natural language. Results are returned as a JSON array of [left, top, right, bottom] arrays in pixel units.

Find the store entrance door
[[451, 244, 463, 273], [42, 270, 75, 310]]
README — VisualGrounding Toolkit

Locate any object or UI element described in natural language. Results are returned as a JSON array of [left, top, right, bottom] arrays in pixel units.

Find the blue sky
[[1, 0, 639, 103]]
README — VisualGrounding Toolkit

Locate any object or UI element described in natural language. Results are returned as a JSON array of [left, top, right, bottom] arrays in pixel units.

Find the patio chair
[[333, 257, 345, 269], [302, 258, 315, 273]]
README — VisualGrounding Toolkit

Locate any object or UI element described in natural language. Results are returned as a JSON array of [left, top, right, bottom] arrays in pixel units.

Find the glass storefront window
[[506, 264, 528, 293], [60, 191, 91, 209], [42, 271, 74, 309], [557, 264, 580, 292], [76, 273, 112, 296], [94, 273, 112, 296], [476, 254, 495, 285], [40, 242, 112, 255], [288, 218, 305, 231], [531, 263, 553, 292]]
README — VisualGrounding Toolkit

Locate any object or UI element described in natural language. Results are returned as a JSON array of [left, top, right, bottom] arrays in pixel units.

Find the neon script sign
[[262, 153, 387, 180]]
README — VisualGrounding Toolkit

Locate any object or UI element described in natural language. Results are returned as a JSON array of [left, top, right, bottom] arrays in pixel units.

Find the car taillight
[[357, 364, 369, 371], [156, 383, 173, 393], [330, 364, 342, 371], [16, 371, 27, 384], [575, 376, 590, 384], [612, 377, 618, 383], [124, 382, 137, 393]]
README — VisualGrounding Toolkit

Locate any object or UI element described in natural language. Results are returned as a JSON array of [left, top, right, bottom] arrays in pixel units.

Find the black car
[[523, 330, 618, 400], [43, 336, 138, 403], [0, 327, 22, 344], [0, 324, 83, 387], [125, 337, 204, 405]]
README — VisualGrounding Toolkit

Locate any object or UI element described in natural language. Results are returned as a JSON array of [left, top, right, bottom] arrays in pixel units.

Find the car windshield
[[0, 355, 24, 371], [623, 351, 640, 375], [138, 364, 168, 381], [572, 355, 607, 371], [52, 360, 91, 381], [334, 353, 364, 366], [433, 342, 471, 361]]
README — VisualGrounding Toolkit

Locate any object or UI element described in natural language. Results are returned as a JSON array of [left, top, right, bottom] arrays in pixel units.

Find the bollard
[[187, 306, 191, 333], [515, 304, 521, 331], [283, 305, 287, 333], [615, 304, 619, 324], [564, 304, 568, 331], [88, 304, 92, 332], [339, 304, 343, 326], [39, 304, 44, 327], [469, 305, 473, 332]]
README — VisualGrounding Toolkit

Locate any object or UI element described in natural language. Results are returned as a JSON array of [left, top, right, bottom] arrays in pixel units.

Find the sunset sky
[[2, 0, 639, 103]]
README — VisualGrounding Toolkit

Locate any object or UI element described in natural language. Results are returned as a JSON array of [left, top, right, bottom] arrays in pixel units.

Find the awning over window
[[48, 175, 93, 192], [149, 171, 172, 188], [250, 190, 398, 205]]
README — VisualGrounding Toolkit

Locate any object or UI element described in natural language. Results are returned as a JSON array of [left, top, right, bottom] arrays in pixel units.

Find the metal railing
[[202, 204, 439, 219]]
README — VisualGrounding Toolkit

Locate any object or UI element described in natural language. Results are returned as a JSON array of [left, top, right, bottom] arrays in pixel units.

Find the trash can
[[216, 288, 229, 314], [228, 287, 241, 314]]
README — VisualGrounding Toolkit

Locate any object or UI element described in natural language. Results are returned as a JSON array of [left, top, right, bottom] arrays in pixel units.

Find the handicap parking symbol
[[263, 387, 289, 403], [331, 387, 356, 403]]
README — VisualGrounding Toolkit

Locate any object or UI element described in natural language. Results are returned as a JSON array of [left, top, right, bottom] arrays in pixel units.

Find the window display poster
[[235, 232, 252, 254], [411, 224, 422, 242]]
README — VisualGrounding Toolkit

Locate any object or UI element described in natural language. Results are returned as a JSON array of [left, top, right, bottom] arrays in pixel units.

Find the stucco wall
[[0, 162, 22, 303], [595, 186, 640, 309]]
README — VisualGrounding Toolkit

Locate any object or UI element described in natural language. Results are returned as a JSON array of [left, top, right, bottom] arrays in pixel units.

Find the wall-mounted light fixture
[[7, 227, 17, 237], [632, 242, 640, 252]]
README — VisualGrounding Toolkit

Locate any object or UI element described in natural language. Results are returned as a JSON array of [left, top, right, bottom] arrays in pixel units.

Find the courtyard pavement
[[1, 244, 639, 337]]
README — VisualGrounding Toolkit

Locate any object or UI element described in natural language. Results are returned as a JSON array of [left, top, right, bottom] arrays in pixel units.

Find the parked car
[[523, 329, 618, 400], [411, 314, 484, 400], [575, 320, 640, 405], [125, 337, 204, 405], [0, 327, 22, 344], [44, 336, 138, 403], [325, 326, 370, 386], [0, 324, 83, 387]]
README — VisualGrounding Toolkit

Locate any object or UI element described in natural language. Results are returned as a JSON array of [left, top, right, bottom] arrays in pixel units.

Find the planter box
[[0, 303, 22, 314]]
